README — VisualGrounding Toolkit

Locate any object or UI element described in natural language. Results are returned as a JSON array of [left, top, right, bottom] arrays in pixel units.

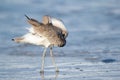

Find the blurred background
[[0, 0, 120, 56], [0, 0, 120, 80]]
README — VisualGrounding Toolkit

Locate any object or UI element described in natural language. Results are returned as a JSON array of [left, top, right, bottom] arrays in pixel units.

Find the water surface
[[0, 0, 120, 80]]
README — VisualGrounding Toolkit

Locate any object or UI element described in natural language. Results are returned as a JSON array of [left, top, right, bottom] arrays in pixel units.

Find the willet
[[12, 15, 68, 73]]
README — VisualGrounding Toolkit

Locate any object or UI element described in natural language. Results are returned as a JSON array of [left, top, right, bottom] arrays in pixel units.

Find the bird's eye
[[62, 34, 65, 38]]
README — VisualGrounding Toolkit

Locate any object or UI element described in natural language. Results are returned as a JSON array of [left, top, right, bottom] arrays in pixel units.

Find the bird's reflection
[[40, 72, 59, 80]]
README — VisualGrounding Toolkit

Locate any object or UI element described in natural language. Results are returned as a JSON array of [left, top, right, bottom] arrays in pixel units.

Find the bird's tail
[[12, 37, 24, 43]]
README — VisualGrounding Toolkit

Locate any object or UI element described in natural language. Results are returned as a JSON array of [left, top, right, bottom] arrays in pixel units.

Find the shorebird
[[12, 15, 68, 73]]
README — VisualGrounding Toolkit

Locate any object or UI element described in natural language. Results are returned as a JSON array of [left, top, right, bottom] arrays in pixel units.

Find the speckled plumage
[[26, 15, 67, 47]]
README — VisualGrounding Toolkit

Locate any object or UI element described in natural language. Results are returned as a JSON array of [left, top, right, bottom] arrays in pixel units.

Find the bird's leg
[[50, 47, 59, 72], [40, 48, 47, 73]]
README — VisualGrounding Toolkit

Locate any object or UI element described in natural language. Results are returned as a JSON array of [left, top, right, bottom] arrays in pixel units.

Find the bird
[[12, 15, 68, 73]]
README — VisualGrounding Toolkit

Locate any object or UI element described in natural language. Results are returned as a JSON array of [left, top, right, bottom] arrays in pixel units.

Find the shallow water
[[0, 0, 120, 80]]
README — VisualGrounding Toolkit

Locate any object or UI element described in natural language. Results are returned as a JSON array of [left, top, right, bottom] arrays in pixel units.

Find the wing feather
[[48, 16, 68, 38], [50, 17, 67, 31], [25, 15, 42, 27]]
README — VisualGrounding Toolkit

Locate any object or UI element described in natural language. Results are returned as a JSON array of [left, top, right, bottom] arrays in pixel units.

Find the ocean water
[[0, 0, 120, 80], [0, 0, 120, 53]]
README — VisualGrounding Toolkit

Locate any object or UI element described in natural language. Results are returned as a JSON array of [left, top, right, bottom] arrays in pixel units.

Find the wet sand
[[0, 0, 120, 80], [0, 50, 120, 80]]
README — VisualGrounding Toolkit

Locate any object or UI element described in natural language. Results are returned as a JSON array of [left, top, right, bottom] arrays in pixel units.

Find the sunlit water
[[0, 0, 120, 80]]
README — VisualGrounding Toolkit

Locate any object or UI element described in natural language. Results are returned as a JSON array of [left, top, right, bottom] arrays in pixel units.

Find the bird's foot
[[40, 70, 44, 73], [56, 69, 59, 72]]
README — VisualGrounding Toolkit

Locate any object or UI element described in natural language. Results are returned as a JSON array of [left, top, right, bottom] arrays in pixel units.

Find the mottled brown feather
[[25, 15, 66, 47]]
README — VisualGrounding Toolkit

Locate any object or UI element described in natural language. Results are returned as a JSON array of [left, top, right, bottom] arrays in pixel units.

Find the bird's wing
[[25, 15, 45, 37], [49, 17, 67, 32], [25, 15, 42, 27], [25, 15, 59, 40], [24, 15, 66, 46], [48, 16, 68, 38]]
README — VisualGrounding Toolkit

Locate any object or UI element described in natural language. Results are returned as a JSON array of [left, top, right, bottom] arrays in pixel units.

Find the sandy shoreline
[[0, 52, 120, 80]]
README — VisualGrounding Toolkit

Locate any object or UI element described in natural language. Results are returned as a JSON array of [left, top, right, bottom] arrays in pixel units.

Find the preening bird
[[12, 15, 68, 73]]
